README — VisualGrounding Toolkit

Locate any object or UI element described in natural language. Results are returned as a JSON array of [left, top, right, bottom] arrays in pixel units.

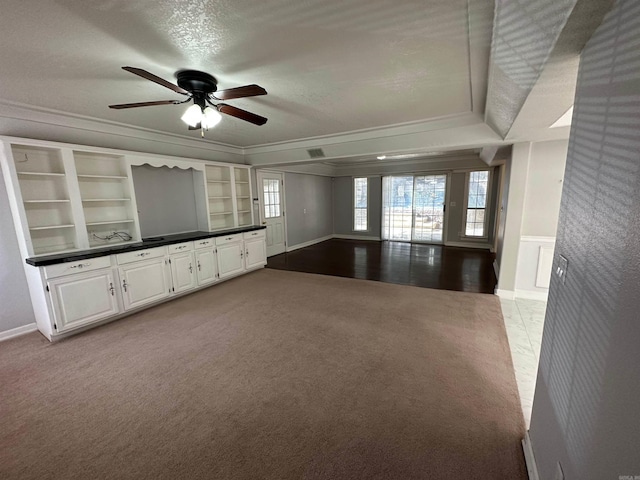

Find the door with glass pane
[[257, 171, 286, 257], [382, 174, 447, 243]]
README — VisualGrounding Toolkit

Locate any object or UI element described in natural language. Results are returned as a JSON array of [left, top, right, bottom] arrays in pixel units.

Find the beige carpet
[[0, 269, 526, 479]]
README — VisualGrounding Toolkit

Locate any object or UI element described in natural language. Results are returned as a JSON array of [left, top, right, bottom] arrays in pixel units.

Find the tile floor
[[499, 297, 547, 427]]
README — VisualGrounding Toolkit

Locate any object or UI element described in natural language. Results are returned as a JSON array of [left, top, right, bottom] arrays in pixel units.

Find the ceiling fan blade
[[188, 123, 201, 130], [122, 66, 189, 95], [218, 104, 267, 126], [212, 84, 267, 100], [109, 100, 182, 109]]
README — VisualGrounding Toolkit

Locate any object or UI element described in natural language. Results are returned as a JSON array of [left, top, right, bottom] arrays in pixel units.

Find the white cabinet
[[169, 251, 196, 294], [47, 268, 120, 332], [217, 242, 245, 279], [244, 236, 267, 270], [119, 257, 171, 311], [195, 249, 218, 285]]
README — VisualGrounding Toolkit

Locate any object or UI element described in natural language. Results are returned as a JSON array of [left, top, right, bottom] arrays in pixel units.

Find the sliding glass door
[[382, 174, 447, 243]]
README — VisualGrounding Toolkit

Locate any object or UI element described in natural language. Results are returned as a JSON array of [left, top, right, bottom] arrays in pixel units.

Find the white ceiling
[[0, 0, 611, 168], [0, 0, 489, 148]]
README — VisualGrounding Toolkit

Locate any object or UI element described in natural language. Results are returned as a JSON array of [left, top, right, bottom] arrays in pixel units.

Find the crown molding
[[0, 99, 244, 159]]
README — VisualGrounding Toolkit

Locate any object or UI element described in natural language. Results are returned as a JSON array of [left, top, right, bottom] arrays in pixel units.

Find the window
[[353, 177, 368, 231], [464, 170, 489, 237], [263, 178, 281, 219]]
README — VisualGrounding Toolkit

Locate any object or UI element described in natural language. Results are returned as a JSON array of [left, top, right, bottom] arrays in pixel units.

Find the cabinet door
[[119, 258, 171, 311], [48, 268, 120, 332], [244, 237, 267, 270], [217, 242, 245, 279], [170, 252, 196, 294], [195, 249, 217, 286]]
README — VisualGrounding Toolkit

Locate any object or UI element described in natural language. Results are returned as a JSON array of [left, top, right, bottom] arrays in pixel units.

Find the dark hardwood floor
[[267, 239, 497, 294]]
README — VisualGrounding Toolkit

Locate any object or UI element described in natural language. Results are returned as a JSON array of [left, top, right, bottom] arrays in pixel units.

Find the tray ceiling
[[0, 0, 491, 148]]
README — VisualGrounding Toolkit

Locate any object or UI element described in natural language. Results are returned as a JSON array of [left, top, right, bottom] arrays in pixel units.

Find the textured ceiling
[[0, 0, 490, 148]]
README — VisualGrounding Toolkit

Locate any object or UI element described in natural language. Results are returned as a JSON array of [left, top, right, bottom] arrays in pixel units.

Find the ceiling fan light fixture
[[181, 104, 203, 127], [202, 106, 222, 129]]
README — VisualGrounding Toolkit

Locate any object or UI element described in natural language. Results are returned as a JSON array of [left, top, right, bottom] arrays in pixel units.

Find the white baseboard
[[0, 323, 38, 342], [286, 235, 333, 252], [333, 234, 381, 241], [444, 241, 492, 250], [522, 432, 540, 480], [493, 259, 500, 280], [496, 289, 515, 300], [515, 289, 549, 302]]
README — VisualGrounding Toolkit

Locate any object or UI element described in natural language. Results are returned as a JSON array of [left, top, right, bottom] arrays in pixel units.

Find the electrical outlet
[[554, 462, 564, 480]]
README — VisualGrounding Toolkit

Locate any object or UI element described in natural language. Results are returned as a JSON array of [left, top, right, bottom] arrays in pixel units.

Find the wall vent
[[307, 148, 325, 159]]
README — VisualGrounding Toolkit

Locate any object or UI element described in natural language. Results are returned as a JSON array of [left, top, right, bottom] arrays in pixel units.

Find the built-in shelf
[[29, 224, 75, 231], [208, 196, 232, 199], [207, 180, 231, 184], [86, 219, 135, 226], [238, 210, 251, 214], [82, 198, 131, 202], [77, 174, 128, 179], [210, 212, 233, 216], [235, 181, 249, 184], [17, 171, 65, 177], [24, 199, 70, 204]]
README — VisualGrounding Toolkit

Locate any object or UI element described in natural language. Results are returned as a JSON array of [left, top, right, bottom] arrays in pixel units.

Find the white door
[[257, 171, 286, 257], [48, 269, 120, 332], [119, 258, 171, 311], [170, 252, 196, 294], [195, 249, 218, 285], [244, 237, 267, 270], [217, 242, 245, 279]]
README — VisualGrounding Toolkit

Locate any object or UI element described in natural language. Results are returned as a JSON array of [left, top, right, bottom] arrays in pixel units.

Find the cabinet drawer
[[194, 238, 214, 249], [44, 256, 112, 279], [116, 246, 166, 265], [167, 241, 193, 254], [243, 229, 266, 240], [216, 233, 242, 246]]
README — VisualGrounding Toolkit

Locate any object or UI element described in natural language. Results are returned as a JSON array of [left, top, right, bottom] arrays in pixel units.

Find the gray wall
[[333, 176, 382, 238], [522, 140, 568, 237], [529, 1, 640, 478], [0, 168, 36, 333], [132, 165, 200, 238], [284, 173, 333, 247]]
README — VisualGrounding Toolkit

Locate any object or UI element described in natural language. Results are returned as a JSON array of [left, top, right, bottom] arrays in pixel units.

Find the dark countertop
[[26, 225, 266, 267]]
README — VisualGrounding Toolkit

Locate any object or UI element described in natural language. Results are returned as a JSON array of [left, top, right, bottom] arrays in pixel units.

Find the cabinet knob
[[70, 262, 91, 269]]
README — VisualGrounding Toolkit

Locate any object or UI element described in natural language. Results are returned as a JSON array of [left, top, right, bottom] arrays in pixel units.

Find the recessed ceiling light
[[377, 155, 386, 160]]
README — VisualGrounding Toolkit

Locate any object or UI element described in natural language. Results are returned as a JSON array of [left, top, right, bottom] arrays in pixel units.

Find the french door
[[382, 174, 447, 243]]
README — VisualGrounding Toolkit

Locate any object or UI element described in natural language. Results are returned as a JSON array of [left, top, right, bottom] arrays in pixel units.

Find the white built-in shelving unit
[[0, 137, 255, 258], [205, 165, 235, 230], [234, 167, 253, 227], [74, 151, 139, 248]]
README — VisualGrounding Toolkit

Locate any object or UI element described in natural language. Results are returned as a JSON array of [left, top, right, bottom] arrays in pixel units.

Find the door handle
[[189, 263, 193, 274], [197, 261, 201, 271], [122, 280, 128, 292], [109, 282, 115, 296]]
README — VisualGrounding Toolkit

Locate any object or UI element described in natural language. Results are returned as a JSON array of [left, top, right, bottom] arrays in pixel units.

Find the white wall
[[522, 140, 568, 237], [530, 1, 640, 477], [0, 167, 36, 334], [498, 140, 569, 297]]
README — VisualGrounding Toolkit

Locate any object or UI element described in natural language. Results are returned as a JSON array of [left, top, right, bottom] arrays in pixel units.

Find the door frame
[[256, 169, 288, 256], [380, 172, 450, 245]]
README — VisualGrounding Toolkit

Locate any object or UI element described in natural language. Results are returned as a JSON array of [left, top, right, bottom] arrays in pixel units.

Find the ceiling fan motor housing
[[176, 70, 218, 94]]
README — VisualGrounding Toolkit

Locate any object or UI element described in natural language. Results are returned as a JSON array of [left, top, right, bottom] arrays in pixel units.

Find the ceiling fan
[[109, 67, 268, 134]]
